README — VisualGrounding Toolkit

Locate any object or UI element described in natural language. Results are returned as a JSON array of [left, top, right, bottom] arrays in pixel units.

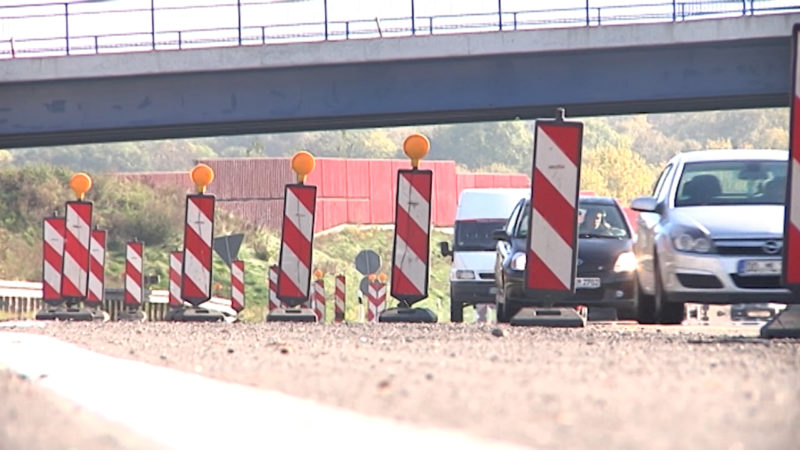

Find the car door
[[635, 163, 675, 294]]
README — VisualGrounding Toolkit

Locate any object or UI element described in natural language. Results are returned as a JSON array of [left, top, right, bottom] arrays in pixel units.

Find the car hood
[[510, 237, 632, 273], [576, 238, 632, 273], [670, 205, 784, 239], [453, 250, 496, 273]]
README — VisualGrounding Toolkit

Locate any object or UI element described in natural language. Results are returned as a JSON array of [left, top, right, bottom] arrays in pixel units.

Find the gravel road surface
[[2, 321, 798, 450]]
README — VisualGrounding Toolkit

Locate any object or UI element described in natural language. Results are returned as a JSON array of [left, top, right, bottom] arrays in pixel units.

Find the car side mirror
[[630, 196, 658, 213], [491, 229, 508, 241], [439, 241, 452, 257]]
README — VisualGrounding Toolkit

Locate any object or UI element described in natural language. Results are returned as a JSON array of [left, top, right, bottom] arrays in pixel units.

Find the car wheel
[[654, 253, 685, 325], [450, 299, 463, 323], [636, 273, 656, 324]]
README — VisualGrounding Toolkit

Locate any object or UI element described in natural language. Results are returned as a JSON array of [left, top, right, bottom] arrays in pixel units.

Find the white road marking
[[0, 333, 522, 450]]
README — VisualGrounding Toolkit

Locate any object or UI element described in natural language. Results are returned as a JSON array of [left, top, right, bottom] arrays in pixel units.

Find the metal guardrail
[[0, 1, 798, 59]]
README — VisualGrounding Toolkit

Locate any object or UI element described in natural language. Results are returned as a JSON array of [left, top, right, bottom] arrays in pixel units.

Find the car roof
[[669, 149, 788, 164], [524, 195, 618, 206]]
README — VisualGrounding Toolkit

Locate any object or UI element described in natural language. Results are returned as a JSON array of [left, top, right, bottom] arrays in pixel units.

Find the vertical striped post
[[268, 265, 281, 311], [525, 112, 583, 299], [231, 260, 245, 313], [784, 24, 800, 290], [391, 169, 433, 307], [125, 240, 144, 308], [277, 184, 317, 307], [334, 275, 345, 323], [181, 194, 215, 306], [86, 228, 106, 305], [168, 251, 183, 308], [61, 201, 92, 301], [367, 281, 387, 323], [313, 278, 325, 322], [42, 215, 65, 305]]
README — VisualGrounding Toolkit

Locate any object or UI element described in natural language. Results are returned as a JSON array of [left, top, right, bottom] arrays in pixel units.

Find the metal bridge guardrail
[[1, 0, 798, 59]]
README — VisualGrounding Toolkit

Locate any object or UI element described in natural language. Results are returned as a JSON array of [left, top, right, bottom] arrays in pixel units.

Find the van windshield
[[454, 220, 506, 251]]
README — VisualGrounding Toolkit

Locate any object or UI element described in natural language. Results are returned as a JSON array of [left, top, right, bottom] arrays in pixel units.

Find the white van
[[439, 188, 529, 322]]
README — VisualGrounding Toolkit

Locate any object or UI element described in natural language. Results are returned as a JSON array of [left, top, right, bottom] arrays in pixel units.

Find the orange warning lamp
[[403, 134, 430, 169], [190, 163, 215, 194], [314, 269, 324, 279], [378, 273, 388, 283], [70, 173, 92, 201], [291, 151, 316, 184], [368, 273, 377, 282]]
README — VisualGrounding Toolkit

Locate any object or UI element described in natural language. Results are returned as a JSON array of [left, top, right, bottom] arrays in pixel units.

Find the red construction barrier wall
[[123, 157, 537, 232]]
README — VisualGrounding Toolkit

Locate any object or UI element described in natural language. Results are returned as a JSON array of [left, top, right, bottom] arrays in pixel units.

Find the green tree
[[429, 121, 531, 171]]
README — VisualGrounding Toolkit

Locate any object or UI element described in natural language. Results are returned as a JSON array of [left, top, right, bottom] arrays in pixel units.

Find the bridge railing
[[1, 0, 798, 59]]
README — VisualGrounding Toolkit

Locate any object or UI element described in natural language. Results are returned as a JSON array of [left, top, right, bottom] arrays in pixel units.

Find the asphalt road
[[1, 320, 798, 450]]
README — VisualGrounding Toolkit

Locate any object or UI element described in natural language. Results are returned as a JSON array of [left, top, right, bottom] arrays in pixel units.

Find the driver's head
[[592, 210, 605, 228]]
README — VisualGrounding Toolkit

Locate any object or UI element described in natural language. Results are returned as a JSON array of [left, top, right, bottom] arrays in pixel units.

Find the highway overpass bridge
[[0, 13, 798, 149]]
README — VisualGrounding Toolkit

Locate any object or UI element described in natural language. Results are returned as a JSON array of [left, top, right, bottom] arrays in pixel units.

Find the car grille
[[478, 273, 495, 280], [676, 274, 723, 289], [714, 239, 783, 256], [730, 275, 783, 289]]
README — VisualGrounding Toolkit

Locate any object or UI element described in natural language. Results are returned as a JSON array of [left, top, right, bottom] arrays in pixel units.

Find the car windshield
[[454, 219, 507, 251], [675, 160, 787, 207], [516, 201, 630, 239]]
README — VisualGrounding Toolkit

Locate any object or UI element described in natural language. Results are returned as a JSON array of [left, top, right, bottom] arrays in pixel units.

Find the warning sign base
[[379, 307, 438, 323], [35, 307, 98, 322], [117, 310, 147, 322], [760, 304, 800, 338], [511, 307, 586, 328], [166, 307, 225, 322], [266, 307, 317, 323]]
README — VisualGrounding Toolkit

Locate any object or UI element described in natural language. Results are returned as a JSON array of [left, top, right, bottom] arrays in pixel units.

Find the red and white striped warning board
[[390, 169, 432, 305], [525, 118, 583, 295], [231, 260, 245, 312], [181, 194, 215, 306], [42, 216, 65, 303], [125, 241, 144, 307], [334, 275, 345, 323], [367, 281, 387, 323], [277, 184, 317, 306], [268, 265, 281, 311], [86, 229, 106, 305], [61, 201, 92, 299], [785, 24, 800, 290], [313, 279, 325, 322], [169, 251, 183, 308]]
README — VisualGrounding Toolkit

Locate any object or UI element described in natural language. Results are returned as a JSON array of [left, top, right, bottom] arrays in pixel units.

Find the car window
[[516, 201, 630, 239], [454, 220, 507, 251], [505, 200, 523, 235], [652, 164, 674, 200], [675, 160, 787, 207]]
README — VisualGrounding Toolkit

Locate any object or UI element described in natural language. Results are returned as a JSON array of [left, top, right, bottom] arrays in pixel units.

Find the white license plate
[[737, 259, 782, 276], [575, 277, 601, 289]]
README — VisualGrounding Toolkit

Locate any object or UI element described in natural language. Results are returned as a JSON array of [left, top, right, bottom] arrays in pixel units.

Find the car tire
[[450, 299, 463, 323], [636, 273, 656, 324], [653, 253, 685, 325]]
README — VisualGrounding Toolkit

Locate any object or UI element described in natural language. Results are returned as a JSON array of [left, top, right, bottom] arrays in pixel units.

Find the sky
[[1, 0, 798, 55]]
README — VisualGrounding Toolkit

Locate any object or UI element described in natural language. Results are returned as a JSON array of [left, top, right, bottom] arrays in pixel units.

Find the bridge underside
[[0, 37, 789, 149]]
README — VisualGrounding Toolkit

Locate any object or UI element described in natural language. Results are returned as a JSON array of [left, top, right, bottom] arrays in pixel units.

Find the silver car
[[630, 149, 793, 324]]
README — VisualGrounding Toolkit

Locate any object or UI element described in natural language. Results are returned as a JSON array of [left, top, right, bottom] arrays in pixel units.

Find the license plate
[[489, 287, 498, 295], [737, 259, 782, 276], [575, 277, 601, 289]]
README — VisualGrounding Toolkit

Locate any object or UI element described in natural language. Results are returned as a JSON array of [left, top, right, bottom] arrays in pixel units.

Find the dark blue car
[[493, 196, 639, 322]]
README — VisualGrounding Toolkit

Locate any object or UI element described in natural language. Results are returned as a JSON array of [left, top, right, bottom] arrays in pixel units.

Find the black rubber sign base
[[510, 307, 586, 328], [266, 307, 318, 323], [379, 307, 438, 323]]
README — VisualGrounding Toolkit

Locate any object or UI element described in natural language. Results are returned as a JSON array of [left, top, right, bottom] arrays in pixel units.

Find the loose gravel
[[2, 321, 799, 449]]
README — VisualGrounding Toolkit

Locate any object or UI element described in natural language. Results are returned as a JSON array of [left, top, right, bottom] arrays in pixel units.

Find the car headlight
[[451, 269, 476, 280], [510, 252, 527, 271], [670, 226, 714, 254], [613, 251, 638, 272]]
